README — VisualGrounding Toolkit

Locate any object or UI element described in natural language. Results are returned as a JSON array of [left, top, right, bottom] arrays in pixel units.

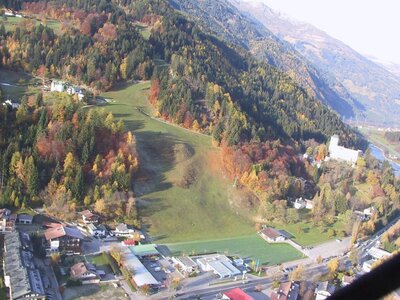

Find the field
[[63, 284, 128, 300], [167, 234, 303, 265], [101, 82, 256, 243], [0, 70, 41, 100], [0, 16, 61, 33], [359, 127, 400, 162]]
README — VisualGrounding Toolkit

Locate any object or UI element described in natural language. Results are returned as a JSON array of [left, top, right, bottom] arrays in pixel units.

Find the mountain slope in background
[[169, 0, 359, 119], [232, 0, 400, 126]]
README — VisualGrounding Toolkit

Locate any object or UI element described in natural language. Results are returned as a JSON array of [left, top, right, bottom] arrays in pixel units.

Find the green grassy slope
[[101, 82, 255, 243]]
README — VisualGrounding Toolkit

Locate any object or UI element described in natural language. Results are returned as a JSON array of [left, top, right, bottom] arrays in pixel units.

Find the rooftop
[[70, 262, 97, 279], [129, 244, 159, 257], [260, 227, 282, 239], [44, 224, 84, 240], [123, 250, 159, 287], [223, 288, 254, 300]]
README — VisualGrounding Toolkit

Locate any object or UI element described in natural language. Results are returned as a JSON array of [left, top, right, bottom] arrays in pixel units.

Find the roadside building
[[3, 231, 45, 300], [196, 254, 241, 279], [363, 206, 377, 217], [223, 288, 254, 300], [362, 259, 375, 273], [260, 227, 286, 243], [270, 281, 299, 300], [172, 256, 199, 274], [44, 223, 83, 256], [315, 281, 335, 300], [17, 214, 34, 225], [123, 249, 159, 288], [368, 247, 391, 260], [70, 262, 100, 284]]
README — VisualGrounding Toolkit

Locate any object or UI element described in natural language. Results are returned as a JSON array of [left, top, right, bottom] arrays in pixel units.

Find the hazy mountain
[[232, 0, 400, 126], [365, 55, 400, 79], [169, 0, 361, 120]]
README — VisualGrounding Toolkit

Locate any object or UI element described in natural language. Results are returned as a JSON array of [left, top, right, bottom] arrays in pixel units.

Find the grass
[[167, 235, 303, 265], [0, 69, 41, 100], [359, 127, 400, 162], [101, 82, 255, 244], [135, 23, 152, 40], [0, 16, 61, 34]]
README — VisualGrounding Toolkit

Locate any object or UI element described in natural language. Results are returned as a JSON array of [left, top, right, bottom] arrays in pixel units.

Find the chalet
[[270, 281, 299, 300], [44, 223, 83, 256], [80, 210, 99, 224], [329, 135, 361, 164], [294, 198, 306, 209], [260, 227, 286, 243], [0, 208, 14, 232], [17, 214, 33, 225], [315, 281, 335, 300], [172, 256, 199, 274], [223, 288, 254, 300], [3, 232, 45, 300], [113, 223, 144, 239], [70, 262, 100, 284]]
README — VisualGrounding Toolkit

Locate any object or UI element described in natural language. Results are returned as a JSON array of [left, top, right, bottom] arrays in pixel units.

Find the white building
[[87, 223, 107, 237], [315, 281, 335, 300], [172, 256, 199, 274], [113, 223, 144, 239], [50, 80, 66, 92], [123, 249, 159, 287], [196, 254, 242, 279], [362, 259, 375, 272], [329, 135, 360, 164], [368, 247, 391, 260], [294, 198, 306, 209]]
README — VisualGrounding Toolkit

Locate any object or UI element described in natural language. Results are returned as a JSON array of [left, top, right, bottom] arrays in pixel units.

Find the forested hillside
[[0, 0, 369, 215], [170, 0, 360, 120], [0, 91, 139, 223]]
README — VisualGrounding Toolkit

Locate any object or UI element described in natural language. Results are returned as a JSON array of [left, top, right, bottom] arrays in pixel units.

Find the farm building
[[128, 244, 159, 258]]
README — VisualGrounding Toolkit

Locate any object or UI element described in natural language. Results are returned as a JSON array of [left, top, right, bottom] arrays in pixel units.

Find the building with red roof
[[222, 288, 254, 300]]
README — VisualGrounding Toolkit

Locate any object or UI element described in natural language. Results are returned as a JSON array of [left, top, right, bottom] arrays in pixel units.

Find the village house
[[70, 262, 100, 284], [222, 288, 254, 300], [172, 256, 199, 274], [80, 210, 99, 224], [113, 223, 144, 239], [329, 135, 361, 164], [44, 223, 83, 256], [3, 231, 46, 300], [270, 281, 299, 300], [17, 214, 34, 225], [315, 281, 335, 300], [260, 227, 286, 243]]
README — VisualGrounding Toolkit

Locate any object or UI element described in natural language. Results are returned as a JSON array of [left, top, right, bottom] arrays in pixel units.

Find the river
[[369, 144, 400, 177]]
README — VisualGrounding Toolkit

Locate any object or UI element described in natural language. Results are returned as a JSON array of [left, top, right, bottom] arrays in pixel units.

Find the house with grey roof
[[3, 231, 45, 300]]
